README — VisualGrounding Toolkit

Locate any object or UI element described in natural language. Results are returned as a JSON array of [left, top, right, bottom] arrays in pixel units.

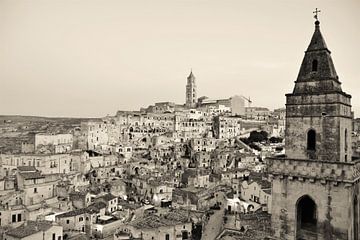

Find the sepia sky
[[0, 0, 359, 118]]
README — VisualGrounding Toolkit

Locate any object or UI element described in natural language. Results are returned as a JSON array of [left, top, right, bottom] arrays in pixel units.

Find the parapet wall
[[267, 157, 360, 183]]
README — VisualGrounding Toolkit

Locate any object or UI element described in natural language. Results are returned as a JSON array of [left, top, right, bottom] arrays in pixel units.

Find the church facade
[[268, 19, 360, 240]]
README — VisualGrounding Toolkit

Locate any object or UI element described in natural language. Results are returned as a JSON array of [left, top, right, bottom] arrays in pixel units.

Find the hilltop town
[[0, 16, 360, 240]]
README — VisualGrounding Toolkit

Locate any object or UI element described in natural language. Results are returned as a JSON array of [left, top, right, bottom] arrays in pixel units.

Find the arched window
[[312, 60, 318, 72], [345, 129, 348, 151], [307, 129, 316, 151]]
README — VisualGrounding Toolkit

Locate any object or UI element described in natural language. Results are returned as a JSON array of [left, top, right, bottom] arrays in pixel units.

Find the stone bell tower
[[185, 70, 197, 108], [268, 13, 360, 240]]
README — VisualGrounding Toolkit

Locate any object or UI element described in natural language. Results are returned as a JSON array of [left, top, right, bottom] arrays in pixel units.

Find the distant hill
[[0, 115, 100, 123], [0, 115, 101, 154]]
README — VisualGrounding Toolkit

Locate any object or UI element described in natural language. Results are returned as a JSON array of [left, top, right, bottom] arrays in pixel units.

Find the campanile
[[268, 15, 360, 240]]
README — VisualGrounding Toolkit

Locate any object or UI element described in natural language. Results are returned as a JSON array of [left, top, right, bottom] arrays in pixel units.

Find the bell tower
[[268, 13, 360, 240], [185, 70, 197, 108]]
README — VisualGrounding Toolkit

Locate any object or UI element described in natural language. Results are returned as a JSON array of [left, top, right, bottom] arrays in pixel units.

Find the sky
[[0, 0, 359, 118]]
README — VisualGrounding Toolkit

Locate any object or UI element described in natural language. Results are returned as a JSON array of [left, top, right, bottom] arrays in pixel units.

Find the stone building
[[185, 70, 197, 108], [34, 133, 73, 154], [81, 120, 111, 150], [0, 153, 74, 175], [116, 211, 192, 240], [245, 107, 271, 121], [190, 137, 217, 153], [197, 95, 246, 116], [174, 115, 212, 141], [3, 220, 63, 240], [240, 179, 272, 213], [268, 19, 360, 239], [213, 116, 242, 139]]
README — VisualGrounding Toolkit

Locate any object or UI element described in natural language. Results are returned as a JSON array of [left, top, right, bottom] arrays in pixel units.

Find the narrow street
[[201, 193, 226, 240]]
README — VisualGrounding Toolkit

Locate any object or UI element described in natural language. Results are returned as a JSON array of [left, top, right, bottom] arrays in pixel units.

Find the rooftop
[[130, 211, 190, 229], [5, 221, 55, 238], [17, 166, 37, 172], [19, 171, 44, 180], [56, 202, 106, 218]]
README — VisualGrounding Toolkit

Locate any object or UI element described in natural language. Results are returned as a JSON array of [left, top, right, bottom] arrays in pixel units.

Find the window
[[79, 217, 83, 222], [53, 233, 56, 240], [66, 220, 70, 224], [12, 214, 16, 223], [17, 214, 21, 222], [312, 59, 318, 72], [345, 129, 348, 151], [165, 234, 170, 240], [307, 129, 316, 151], [34, 188, 37, 193]]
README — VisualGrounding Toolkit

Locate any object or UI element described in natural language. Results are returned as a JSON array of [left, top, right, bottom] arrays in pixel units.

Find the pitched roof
[[56, 202, 106, 218], [306, 21, 328, 52], [130, 211, 190, 229], [187, 70, 195, 80], [98, 193, 117, 202], [5, 221, 54, 238], [17, 166, 37, 172], [19, 171, 44, 180], [293, 20, 343, 95]]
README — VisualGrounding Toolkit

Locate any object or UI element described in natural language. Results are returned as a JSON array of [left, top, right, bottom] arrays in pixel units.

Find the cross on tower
[[313, 8, 321, 20]]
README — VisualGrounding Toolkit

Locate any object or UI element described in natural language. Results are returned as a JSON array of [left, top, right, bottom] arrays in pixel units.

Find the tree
[[249, 143, 262, 151], [249, 131, 266, 142], [269, 136, 283, 143], [260, 131, 269, 140]]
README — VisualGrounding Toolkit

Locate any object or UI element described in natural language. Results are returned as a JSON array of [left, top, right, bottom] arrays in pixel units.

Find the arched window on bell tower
[[345, 129, 348, 151], [345, 129, 348, 161], [307, 129, 316, 151], [312, 59, 318, 72]]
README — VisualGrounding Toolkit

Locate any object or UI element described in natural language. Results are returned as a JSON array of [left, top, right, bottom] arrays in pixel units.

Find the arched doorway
[[296, 195, 317, 239]]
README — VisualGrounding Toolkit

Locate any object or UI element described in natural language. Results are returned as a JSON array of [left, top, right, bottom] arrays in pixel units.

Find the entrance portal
[[296, 195, 317, 239]]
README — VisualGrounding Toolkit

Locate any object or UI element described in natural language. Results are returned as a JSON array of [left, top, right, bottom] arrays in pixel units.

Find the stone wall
[[268, 157, 360, 240], [285, 92, 353, 162], [268, 157, 360, 182]]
